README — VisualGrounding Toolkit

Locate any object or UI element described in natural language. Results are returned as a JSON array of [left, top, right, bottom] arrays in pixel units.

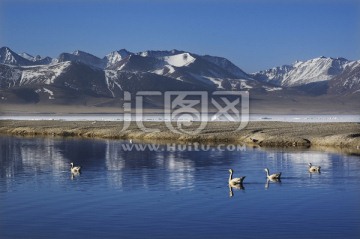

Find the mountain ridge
[[0, 46, 359, 107]]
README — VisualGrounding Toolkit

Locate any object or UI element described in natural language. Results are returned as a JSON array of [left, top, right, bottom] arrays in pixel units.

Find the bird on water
[[228, 169, 246, 185], [70, 162, 81, 174], [264, 168, 281, 180], [308, 163, 321, 172]]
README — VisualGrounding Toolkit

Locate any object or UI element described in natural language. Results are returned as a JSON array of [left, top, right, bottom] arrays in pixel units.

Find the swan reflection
[[228, 183, 245, 197], [71, 172, 81, 180], [265, 178, 281, 189]]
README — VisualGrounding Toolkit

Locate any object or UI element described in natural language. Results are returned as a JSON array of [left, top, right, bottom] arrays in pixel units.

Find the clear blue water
[[0, 136, 359, 239]]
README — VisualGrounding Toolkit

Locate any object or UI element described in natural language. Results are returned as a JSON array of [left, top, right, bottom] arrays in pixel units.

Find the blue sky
[[1, 0, 359, 72]]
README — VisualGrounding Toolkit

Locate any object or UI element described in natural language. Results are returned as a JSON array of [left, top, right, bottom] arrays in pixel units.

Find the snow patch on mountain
[[139, 49, 183, 58], [152, 65, 176, 76], [165, 65, 175, 74], [163, 53, 195, 67], [263, 86, 282, 91], [105, 70, 123, 96], [43, 87, 53, 96], [152, 68, 166, 75], [239, 80, 254, 89], [20, 62, 71, 85], [39, 87, 55, 100], [204, 77, 223, 88]]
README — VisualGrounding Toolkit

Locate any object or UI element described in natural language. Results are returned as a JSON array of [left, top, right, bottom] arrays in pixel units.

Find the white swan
[[308, 163, 321, 172], [264, 168, 281, 180], [228, 169, 245, 185], [70, 162, 81, 174]]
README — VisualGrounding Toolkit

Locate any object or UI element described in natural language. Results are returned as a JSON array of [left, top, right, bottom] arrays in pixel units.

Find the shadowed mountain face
[[58, 51, 106, 69], [0, 47, 33, 66], [328, 63, 360, 95], [0, 46, 359, 108]]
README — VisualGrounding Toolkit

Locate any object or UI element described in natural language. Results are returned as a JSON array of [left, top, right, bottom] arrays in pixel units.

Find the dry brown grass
[[1, 120, 360, 152]]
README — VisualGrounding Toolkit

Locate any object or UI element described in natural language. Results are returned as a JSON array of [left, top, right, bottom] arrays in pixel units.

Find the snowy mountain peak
[[19, 53, 51, 65], [336, 57, 348, 61], [118, 49, 131, 56], [58, 50, 105, 69], [72, 50, 81, 56], [71, 50, 99, 58], [0, 47, 32, 66], [252, 56, 356, 87], [20, 52, 35, 61], [104, 49, 132, 67], [1, 47, 54, 66], [1, 47, 18, 64]]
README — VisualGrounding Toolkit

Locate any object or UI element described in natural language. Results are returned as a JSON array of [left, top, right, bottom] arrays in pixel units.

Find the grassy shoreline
[[1, 120, 359, 152]]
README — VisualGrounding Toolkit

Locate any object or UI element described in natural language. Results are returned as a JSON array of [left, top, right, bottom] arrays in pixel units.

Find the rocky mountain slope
[[252, 56, 360, 95]]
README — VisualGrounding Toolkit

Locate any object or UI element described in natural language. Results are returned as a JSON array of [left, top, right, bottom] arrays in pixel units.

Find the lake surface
[[1, 136, 359, 239]]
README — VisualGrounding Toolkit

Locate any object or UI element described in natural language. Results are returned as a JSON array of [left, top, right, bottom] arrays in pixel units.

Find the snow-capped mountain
[[0, 62, 71, 88], [19, 52, 53, 65], [19, 52, 37, 61], [104, 49, 132, 68], [328, 60, 360, 95], [0, 47, 53, 66], [0, 46, 359, 106], [58, 50, 106, 69], [0, 47, 33, 66], [109, 49, 256, 91], [252, 56, 357, 87], [0, 46, 269, 104]]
